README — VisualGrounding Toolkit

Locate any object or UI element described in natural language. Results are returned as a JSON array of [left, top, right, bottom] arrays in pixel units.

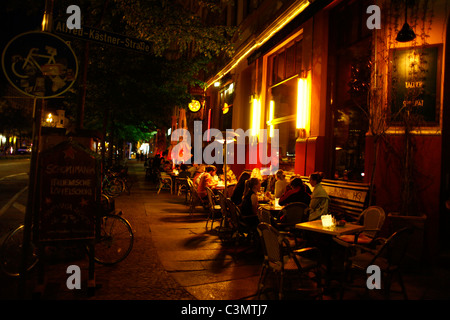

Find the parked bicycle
[[102, 167, 132, 198], [0, 196, 134, 276]]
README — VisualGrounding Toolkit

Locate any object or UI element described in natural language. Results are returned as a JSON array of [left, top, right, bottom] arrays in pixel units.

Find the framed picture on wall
[[389, 44, 442, 126]]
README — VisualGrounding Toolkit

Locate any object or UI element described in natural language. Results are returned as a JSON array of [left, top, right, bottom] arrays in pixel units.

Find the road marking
[[0, 186, 28, 217], [12, 202, 27, 213], [0, 172, 28, 181]]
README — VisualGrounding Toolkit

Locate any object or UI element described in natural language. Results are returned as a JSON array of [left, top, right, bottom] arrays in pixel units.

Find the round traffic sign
[[2, 31, 78, 98]]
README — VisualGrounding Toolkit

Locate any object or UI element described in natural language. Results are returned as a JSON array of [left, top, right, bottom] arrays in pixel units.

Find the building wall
[[363, 0, 449, 261], [205, 0, 450, 259]]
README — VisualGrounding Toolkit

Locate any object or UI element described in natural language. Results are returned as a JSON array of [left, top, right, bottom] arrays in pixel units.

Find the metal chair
[[225, 198, 257, 244], [274, 202, 309, 248], [216, 191, 236, 244], [257, 207, 272, 224], [256, 222, 322, 300], [205, 187, 222, 231], [342, 227, 414, 299]]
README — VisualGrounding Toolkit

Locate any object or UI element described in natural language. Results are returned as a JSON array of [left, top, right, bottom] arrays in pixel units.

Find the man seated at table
[[220, 164, 237, 184], [278, 177, 311, 206], [197, 165, 218, 200]]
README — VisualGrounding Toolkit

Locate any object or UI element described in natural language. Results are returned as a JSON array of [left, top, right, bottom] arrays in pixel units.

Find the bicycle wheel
[[93, 214, 133, 265], [103, 178, 125, 198], [0, 225, 38, 277]]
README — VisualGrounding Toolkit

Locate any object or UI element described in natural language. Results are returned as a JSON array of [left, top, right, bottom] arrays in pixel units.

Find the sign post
[[2, 30, 79, 297]]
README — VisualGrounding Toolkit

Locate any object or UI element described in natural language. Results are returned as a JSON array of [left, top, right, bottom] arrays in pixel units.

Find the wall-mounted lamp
[[296, 72, 311, 136], [251, 97, 261, 137], [396, 1, 416, 42]]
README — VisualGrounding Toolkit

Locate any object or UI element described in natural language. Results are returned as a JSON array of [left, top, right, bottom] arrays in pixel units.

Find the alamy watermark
[[170, 121, 280, 174], [65, 5, 382, 31]]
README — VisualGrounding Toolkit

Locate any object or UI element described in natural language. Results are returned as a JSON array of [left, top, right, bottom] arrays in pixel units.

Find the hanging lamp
[[396, 0, 416, 42]]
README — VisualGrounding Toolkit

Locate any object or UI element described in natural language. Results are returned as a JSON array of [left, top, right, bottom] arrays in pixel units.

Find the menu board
[[38, 140, 100, 242], [389, 45, 441, 125]]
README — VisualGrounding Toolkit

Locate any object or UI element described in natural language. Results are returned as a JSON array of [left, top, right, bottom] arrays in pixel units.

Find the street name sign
[[53, 20, 152, 54]]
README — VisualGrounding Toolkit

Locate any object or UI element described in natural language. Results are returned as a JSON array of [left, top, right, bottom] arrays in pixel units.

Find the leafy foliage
[[2, 0, 235, 146]]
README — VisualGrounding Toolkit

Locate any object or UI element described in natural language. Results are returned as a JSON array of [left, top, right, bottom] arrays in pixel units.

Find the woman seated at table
[[231, 171, 251, 206], [274, 169, 289, 198], [196, 165, 218, 200], [240, 177, 261, 228], [306, 172, 329, 221], [278, 177, 311, 206]]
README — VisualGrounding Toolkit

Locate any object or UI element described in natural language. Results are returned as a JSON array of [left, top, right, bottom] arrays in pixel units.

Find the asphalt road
[[0, 159, 31, 237]]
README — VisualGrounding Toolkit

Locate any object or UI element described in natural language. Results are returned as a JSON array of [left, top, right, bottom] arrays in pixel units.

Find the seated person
[[307, 172, 329, 221], [193, 164, 206, 187], [177, 164, 190, 178], [162, 160, 172, 173], [278, 177, 311, 206], [231, 171, 251, 206], [274, 169, 289, 198], [240, 178, 261, 228], [187, 164, 198, 177], [196, 165, 218, 199], [220, 164, 237, 183]]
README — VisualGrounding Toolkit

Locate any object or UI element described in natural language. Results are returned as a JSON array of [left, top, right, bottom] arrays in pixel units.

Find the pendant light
[[396, 0, 416, 42]]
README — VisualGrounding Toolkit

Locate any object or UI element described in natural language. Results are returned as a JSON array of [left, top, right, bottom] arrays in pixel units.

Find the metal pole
[[19, 98, 43, 298]]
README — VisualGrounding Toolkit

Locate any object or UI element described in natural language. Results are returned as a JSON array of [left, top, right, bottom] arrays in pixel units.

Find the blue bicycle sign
[[2, 31, 78, 98]]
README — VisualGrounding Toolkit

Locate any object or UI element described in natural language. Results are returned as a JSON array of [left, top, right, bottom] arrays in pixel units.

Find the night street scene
[[1, 0, 450, 315]]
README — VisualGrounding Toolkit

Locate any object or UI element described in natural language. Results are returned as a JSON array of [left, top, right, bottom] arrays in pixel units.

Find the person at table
[[274, 169, 289, 198], [187, 163, 198, 177], [177, 164, 190, 179], [278, 177, 311, 206], [193, 164, 206, 187], [162, 160, 172, 173], [220, 164, 237, 184], [197, 165, 218, 200], [231, 171, 251, 206], [306, 172, 329, 221], [240, 178, 261, 228]]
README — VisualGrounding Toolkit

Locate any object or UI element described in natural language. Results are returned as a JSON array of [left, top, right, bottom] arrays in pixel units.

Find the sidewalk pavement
[[2, 160, 450, 301]]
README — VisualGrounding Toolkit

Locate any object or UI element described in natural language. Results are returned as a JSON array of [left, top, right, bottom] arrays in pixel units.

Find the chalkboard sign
[[389, 45, 441, 125], [37, 140, 100, 242]]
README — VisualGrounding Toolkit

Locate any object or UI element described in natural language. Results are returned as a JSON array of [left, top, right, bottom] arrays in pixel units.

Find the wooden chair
[[157, 171, 172, 194]]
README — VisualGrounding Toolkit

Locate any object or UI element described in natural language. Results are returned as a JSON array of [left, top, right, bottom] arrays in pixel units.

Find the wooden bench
[[271, 171, 371, 221], [300, 177, 371, 221]]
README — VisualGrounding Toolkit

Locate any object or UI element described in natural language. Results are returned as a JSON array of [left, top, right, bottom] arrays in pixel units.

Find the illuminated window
[[266, 38, 303, 170]]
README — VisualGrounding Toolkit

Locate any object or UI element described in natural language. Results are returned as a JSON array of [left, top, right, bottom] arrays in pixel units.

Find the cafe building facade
[[199, 0, 450, 262]]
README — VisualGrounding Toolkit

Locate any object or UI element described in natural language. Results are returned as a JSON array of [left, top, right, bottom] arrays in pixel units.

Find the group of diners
[[230, 168, 330, 230], [158, 158, 330, 232]]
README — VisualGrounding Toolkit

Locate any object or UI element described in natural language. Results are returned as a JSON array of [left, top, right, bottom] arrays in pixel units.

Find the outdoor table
[[295, 220, 365, 236], [295, 220, 365, 287], [259, 203, 283, 213]]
